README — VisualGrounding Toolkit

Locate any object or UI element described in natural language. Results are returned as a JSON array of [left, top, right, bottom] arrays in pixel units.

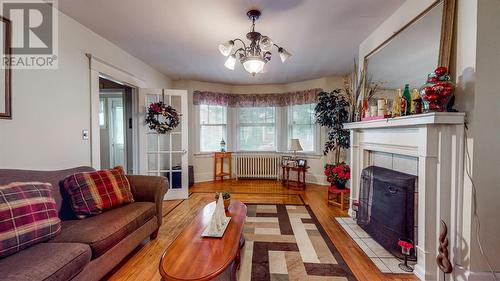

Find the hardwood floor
[[105, 180, 417, 281]]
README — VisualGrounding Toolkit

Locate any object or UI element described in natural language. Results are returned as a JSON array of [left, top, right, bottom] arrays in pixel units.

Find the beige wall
[[0, 11, 171, 170], [465, 0, 500, 273], [359, 0, 500, 275], [172, 77, 345, 185]]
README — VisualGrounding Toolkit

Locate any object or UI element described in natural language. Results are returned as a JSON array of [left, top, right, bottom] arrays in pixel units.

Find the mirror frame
[[363, 0, 456, 72], [0, 16, 11, 120]]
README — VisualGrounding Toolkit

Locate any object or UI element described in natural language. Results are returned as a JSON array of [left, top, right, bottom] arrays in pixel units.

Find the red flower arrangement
[[398, 240, 414, 250], [324, 162, 350, 188]]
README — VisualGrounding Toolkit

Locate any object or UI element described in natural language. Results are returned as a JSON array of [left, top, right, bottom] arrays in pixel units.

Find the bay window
[[199, 105, 227, 152]]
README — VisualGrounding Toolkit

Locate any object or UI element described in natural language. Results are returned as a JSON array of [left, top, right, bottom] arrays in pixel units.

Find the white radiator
[[234, 154, 280, 180]]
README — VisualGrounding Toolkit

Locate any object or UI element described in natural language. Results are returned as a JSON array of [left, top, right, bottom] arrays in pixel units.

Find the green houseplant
[[314, 89, 350, 163], [215, 191, 231, 210]]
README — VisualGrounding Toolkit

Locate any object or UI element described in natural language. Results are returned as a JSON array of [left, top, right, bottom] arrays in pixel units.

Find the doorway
[[99, 77, 134, 173]]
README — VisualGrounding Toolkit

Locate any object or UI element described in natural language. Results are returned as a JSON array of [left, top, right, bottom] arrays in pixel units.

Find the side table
[[281, 165, 309, 190], [214, 152, 232, 181]]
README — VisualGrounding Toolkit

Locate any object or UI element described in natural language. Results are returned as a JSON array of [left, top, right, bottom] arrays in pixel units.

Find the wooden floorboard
[[104, 180, 417, 281]]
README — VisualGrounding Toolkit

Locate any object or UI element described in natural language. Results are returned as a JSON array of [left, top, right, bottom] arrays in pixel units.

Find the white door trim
[[87, 53, 145, 171]]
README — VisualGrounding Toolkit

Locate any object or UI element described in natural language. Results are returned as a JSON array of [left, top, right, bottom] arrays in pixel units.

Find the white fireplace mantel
[[345, 112, 465, 281]]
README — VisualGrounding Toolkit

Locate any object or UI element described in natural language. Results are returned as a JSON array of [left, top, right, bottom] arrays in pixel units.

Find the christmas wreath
[[145, 102, 180, 134]]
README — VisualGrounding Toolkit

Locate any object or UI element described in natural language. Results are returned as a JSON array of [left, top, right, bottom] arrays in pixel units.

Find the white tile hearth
[[335, 217, 415, 274]]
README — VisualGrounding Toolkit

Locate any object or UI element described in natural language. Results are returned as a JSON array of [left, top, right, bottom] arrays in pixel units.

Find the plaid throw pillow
[[63, 166, 134, 218], [0, 182, 62, 258]]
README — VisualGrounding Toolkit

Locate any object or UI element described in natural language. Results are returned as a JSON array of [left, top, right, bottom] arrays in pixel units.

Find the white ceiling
[[59, 0, 404, 85]]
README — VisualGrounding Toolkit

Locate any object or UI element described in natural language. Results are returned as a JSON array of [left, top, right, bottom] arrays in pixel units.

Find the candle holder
[[398, 238, 414, 272]]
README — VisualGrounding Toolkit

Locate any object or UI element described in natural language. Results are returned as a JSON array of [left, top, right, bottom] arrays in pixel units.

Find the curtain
[[193, 88, 322, 107]]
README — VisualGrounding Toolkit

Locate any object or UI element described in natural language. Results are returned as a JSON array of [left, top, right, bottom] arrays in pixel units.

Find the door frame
[[138, 89, 189, 200], [88, 54, 146, 173]]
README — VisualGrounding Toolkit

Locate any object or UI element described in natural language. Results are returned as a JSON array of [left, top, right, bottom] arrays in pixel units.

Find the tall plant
[[314, 89, 350, 163]]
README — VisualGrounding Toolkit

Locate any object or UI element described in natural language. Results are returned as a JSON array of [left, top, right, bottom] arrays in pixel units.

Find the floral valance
[[193, 88, 323, 107]]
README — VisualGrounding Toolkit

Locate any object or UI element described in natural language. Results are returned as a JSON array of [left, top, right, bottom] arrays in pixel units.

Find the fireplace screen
[[357, 166, 417, 259]]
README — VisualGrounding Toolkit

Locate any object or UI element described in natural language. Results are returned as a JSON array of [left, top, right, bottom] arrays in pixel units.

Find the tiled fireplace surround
[[344, 112, 465, 281]]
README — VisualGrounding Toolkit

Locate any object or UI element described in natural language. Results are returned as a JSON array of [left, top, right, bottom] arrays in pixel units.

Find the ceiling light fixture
[[218, 9, 291, 76]]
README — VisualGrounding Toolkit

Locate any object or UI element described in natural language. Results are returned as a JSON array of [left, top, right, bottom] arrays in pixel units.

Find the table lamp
[[290, 139, 303, 160]]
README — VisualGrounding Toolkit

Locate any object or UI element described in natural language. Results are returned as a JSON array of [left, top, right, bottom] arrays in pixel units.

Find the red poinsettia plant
[[324, 162, 350, 188]]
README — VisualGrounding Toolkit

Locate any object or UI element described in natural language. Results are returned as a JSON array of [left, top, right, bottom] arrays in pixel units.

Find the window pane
[[199, 105, 209, 124], [200, 105, 226, 124], [99, 99, 106, 127], [292, 104, 314, 125], [239, 107, 275, 124], [290, 104, 316, 152], [200, 125, 226, 152], [239, 125, 275, 150], [292, 124, 314, 151]]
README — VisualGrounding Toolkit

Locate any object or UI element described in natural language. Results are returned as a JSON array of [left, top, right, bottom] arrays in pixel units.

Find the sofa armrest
[[126, 175, 168, 228]]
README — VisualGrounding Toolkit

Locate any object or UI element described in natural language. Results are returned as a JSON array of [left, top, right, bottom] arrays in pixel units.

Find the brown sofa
[[0, 166, 168, 281]]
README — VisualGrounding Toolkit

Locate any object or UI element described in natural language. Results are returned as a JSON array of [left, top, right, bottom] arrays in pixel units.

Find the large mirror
[[364, 0, 455, 101]]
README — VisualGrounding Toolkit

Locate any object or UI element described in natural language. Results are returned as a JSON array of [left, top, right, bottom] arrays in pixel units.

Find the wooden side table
[[281, 165, 309, 190], [214, 152, 232, 181]]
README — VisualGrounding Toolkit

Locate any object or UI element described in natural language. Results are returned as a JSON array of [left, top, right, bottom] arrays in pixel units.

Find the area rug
[[238, 204, 357, 281]]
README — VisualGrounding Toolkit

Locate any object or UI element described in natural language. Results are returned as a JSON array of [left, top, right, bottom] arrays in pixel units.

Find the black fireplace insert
[[357, 166, 417, 260]]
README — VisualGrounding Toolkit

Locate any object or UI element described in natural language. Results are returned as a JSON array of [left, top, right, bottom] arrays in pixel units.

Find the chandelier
[[218, 9, 292, 76]]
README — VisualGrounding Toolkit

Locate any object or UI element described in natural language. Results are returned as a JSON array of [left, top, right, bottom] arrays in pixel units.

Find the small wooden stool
[[328, 186, 350, 211]]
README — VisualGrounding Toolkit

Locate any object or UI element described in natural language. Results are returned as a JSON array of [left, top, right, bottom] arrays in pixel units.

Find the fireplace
[[357, 166, 417, 260], [344, 112, 465, 281]]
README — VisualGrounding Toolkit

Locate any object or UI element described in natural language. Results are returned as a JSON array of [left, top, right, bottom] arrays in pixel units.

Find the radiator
[[234, 154, 280, 180]]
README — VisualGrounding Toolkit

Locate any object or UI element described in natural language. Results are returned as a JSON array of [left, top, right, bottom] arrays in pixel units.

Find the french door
[[138, 89, 188, 200]]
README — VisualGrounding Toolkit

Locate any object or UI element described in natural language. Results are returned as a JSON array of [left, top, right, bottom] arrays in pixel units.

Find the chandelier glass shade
[[218, 10, 291, 76]]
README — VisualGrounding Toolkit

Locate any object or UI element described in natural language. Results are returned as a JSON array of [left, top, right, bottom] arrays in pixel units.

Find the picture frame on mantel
[[0, 16, 11, 120]]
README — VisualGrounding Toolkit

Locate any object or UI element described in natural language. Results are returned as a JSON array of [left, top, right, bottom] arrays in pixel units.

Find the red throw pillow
[[63, 166, 134, 218], [0, 182, 62, 258]]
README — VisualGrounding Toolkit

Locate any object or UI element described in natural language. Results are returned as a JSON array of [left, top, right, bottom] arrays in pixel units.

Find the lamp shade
[[224, 54, 237, 70], [278, 47, 292, 63], [242, 56, 265, 75], [218, 40, 234, 56], [290, 139, 303, 151]]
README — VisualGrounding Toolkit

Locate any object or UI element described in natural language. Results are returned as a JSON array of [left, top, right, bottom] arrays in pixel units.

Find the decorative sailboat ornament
[[202, 194, 231, 237]]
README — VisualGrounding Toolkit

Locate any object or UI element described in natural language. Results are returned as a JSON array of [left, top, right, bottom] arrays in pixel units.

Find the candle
[[377, 99, 386, 116], [370, 106, 378, 117]]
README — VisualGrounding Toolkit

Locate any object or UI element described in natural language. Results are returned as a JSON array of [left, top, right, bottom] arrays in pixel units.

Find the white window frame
[[197, 104, 228, 153], [236, 107, 277, 152], [287, 103, 320, 155]]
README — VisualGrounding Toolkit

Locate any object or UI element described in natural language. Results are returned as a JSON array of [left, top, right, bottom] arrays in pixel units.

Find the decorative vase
[[420, 71, 455, 112], [334, 180, 346, 189], [223, 198, 231, 210]]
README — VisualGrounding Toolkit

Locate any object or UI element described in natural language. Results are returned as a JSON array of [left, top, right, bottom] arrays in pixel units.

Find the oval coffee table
[[159, 200, 247, 281]]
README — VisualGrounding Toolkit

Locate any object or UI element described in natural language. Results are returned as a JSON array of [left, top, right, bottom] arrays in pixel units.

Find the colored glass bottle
[[402, 84, 412, 115]]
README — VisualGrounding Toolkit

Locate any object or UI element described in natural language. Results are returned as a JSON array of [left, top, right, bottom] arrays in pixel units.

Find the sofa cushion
[[49, 202, 155, 258], [0, 182, 62, 258], [0, 242, 91, 281], [0, 167, 95, 220], [62, 166, 134, 218]]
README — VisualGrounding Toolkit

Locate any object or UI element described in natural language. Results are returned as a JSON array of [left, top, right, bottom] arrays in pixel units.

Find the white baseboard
[[194, 172, 213, 183], [454, 266, 500, 281], [193, 172, 329, 186]]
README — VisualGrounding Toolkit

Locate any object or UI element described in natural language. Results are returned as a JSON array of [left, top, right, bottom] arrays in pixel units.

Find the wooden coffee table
[[159, 200, 247, 281]]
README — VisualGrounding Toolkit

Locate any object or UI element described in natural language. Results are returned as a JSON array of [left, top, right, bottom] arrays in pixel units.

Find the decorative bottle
[[392, 89, 401, 117], [402, 84, 412, 116]]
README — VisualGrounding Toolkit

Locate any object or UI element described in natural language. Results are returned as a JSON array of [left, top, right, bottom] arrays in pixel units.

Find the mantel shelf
[[344, 112, 465, 130]]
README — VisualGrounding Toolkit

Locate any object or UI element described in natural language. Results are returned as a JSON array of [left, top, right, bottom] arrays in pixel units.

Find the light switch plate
[[82, 129, 89, 140]]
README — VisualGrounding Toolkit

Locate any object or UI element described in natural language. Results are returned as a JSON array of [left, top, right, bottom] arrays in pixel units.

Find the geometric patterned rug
[[237, 204, 357, 281]]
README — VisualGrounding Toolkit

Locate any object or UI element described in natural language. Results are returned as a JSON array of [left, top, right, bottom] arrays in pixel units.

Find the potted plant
[[215, 192, 231, 210], [314, 89, 350, 164], [324, 162, 350, 189]]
